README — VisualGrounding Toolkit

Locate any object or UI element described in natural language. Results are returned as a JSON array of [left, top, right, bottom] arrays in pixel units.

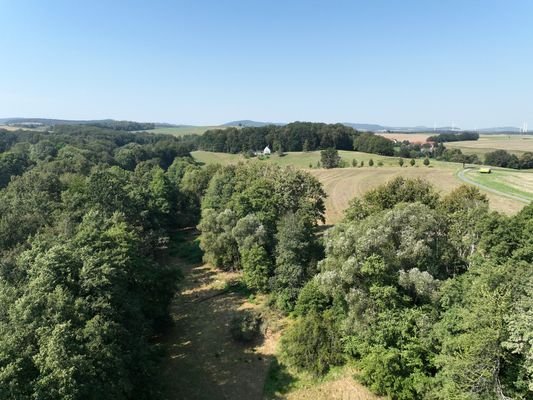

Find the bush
[[369, 159, 374, 167], [230, 310, 262, 343], [280, 310, 344, 376]]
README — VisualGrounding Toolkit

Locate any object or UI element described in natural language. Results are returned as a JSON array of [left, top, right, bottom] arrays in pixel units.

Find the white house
[[263, 145, 271, 155]]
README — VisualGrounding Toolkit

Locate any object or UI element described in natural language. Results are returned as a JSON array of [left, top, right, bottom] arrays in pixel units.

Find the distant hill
[[223, 120, 284, 127], [478, 127, 522, 133], [1, 117, 529, 134]]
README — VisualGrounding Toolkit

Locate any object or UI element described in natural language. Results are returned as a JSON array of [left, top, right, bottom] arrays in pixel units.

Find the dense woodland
[[0, 125, 214, 399], [200, 169, 532, 399], [0, 124, 531, 400]]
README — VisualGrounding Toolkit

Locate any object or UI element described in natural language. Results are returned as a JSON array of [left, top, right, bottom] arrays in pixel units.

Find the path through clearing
[[161, 259, 275, 400]]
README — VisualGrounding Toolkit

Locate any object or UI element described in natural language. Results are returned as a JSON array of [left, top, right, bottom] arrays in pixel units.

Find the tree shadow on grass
[[263, 358, 298, 399]]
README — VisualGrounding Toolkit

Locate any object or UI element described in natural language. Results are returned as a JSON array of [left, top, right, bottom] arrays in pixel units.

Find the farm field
[[192, 150, 529, 222], [446, 134, 533, 156], [376, 132, 433, 143]]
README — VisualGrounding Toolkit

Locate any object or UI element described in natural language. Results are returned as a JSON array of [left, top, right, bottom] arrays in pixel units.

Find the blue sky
[[1, 0, 532, 128]]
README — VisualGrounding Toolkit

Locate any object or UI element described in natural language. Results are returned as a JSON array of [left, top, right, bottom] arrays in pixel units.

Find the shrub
[[230, 310, 262, 343], [280, 310, 344, 376]]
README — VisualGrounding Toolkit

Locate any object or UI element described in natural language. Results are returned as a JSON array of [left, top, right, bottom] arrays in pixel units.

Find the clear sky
[[1, 0, 532, 128]]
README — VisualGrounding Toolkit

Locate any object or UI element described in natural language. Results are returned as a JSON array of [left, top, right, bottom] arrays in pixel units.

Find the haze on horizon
[[1, 0, 532, 129]]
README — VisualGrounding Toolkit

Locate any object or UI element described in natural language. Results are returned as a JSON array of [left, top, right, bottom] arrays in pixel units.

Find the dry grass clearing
[[285, 374, 383, 400], [161, 255, 283, 400]]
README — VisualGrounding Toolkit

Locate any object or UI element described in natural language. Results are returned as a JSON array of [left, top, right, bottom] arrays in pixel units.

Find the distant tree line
[[0, 126, 195, 189], [85, 120, 156, 131], [427, 131, 479, 142], [199, 122, 357, 153]]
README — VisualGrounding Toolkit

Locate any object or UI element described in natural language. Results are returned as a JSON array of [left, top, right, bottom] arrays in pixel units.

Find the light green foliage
[[199, 164, 325, 283], [280, 179, 532, 400], [344, 177, 439, 221]]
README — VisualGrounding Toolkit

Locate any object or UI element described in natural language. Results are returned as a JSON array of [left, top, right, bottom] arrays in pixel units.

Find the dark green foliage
[[368, 158, 374, 167], [199, 122, 356, 153], [241, 244, 272, 292], [484, 149, 520, 168], [438, 147, 480, 164], [320, 147, 341, 169], [353, 132, 394, 156], [423, 157, 430, 166], [272, 212, 320, 311], [519, 152, 533, 169], [427, 131, 479, 143], [230, 310, 262, 343], [280, 310, 344, 376], [0, 124, 202, 399]]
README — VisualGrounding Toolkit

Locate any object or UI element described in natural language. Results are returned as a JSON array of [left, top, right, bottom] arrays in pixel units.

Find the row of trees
[[427, 131, 480, 142], [0, 125, 214, 398], [276, 178, 532, 399]]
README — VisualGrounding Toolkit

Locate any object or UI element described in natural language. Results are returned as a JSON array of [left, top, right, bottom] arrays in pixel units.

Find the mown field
[[446, 134, 533, 156], [192, 150, 531, 223]]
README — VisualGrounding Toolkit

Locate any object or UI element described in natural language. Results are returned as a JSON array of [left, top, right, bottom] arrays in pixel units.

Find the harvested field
[[376, 132, 432, 143], [446, 134, 533, 156]]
